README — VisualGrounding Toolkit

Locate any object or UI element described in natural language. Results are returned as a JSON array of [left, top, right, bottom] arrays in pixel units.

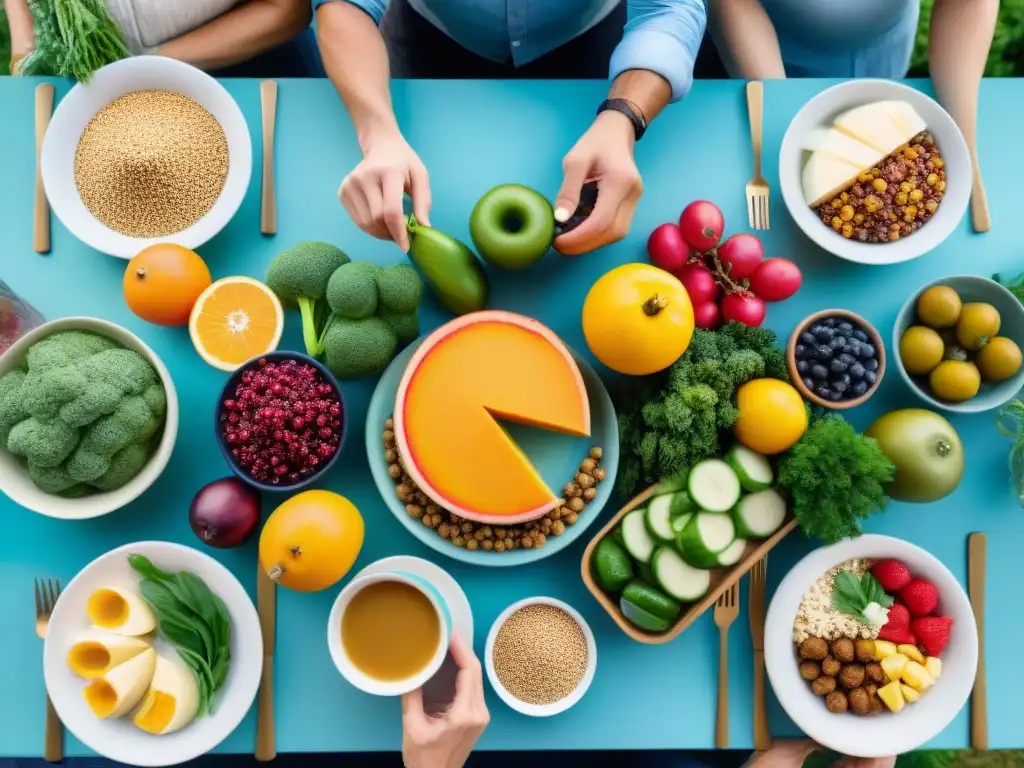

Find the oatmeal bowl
[[779, 80, 970, 266], [765, 534, 977, 757]]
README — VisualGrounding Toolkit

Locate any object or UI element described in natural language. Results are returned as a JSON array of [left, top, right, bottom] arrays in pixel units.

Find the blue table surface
[[1, 76, 1022, 757]]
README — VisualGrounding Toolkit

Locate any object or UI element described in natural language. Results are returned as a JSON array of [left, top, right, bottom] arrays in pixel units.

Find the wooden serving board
[[580, 485, 799, 644]]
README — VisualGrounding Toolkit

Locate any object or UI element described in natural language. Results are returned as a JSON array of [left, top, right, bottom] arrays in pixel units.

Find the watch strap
[[597, 98, 648, 140]]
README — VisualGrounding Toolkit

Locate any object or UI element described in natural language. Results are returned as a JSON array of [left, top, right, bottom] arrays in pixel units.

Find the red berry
[[877, 622, 916, 645], [885, 602, 911, 629], [899, 579, 940, 617], [910, 616, 953, 657], [871, 559, 912, 592]]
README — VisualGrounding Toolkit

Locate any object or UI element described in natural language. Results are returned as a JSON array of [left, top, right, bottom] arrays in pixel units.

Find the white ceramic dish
[[485, 597, 597, 717], [0, 317, 178, 520], [44, 541, 262, 767], [779, 80, 971, 265], [42, 56, 252, 258], [765, 534, 978, 757]]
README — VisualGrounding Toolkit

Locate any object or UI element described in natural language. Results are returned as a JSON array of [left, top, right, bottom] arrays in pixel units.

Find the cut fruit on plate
[[189, 276, 284, 372]]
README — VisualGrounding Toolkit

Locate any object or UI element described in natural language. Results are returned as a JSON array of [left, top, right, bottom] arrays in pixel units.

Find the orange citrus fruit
[[123, 244, 213, 326], [188, 276, 284, 371], [733, 378, 808, 455]]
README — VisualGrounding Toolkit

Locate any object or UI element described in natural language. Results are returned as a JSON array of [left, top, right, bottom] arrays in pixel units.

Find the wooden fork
[[745, 81, 770, 230], [714, 582, 740, 748], [35, 578, 63, 763]]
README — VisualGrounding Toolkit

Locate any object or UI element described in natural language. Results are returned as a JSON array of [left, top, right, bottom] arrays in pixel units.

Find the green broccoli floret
[[91, 442, 152, 492], [65, 384, 165, 483], [25, 331, 118, 373], [265, 241, 350, 357], [7, 416, 80, 467], [375, 264, 423, 313], [28, 462, 80, 494], [322, 316, 398, 379], [379, 309, 420, 344], [326, 261, 380, 320], [0, 369, 29, 444]]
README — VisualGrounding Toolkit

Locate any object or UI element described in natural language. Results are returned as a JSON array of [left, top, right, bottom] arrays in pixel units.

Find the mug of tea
[[327, 569, 452, 696]]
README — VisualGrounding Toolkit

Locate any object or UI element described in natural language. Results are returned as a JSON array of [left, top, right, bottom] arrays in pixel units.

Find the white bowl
[[44, 541, 262, 767], [42, 56, 252, 258], [0, 317, 178, 519], [485, 597, 597, 717], [779, 80, 971, 265], [765, 534, 978, 757]]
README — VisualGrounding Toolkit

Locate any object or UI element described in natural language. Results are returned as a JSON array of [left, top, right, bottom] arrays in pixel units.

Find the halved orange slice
[[188, 276, 283, 371]]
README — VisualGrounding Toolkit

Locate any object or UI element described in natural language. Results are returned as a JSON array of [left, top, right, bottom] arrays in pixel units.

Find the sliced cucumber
[[676, 512, 736, 569], [621, 508, 656, 564], [670, 512, 693, 535], [715, 538, 747, 567], [636, 561, 657, 587], [651, 546, 712, 602], [645, 497, 676, 544], [657, 472, 688, 494], [725, 444, 774, 492], [620, 580, 681, 632], [612, 525, 625, 547], [687, 459, 741, 513], [732, 489, 787, 539]]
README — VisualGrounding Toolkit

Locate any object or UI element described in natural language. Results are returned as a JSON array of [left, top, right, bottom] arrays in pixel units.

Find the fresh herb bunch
[[804, 749, 957, 768], [17, 0, 129, 81], [129, 554, 231, 716], [994, 271, 1024, 304], [777, 415, 895, 543], [616, 322, 789, 495], [832, 571, 893, 623]]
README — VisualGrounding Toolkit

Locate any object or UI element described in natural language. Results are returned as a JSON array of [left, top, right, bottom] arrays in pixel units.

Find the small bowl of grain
[[42, 56, 252, 259], [485, 596, 597, 717]]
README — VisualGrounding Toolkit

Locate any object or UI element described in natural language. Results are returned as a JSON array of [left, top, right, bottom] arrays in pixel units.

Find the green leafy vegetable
[[804, 749, 957, 768], [616, 322, 790, 496], [832, 571, 893, 622], [17, 0, 129, 81], [777, 415, 895, 543], [129, 553, 231, 716]]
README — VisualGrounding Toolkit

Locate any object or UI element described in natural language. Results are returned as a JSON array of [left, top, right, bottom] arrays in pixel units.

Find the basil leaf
[[178, 647, 217, 713], [128, 554, 174, 583], [138, 580, 213, 659]]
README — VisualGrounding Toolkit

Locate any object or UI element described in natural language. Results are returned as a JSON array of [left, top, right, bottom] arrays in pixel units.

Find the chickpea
[[926, 173, 939, 187], [841, 222, 854, 238], [840, 191, 850, 203], [926, 200, 938, 213], [858, 172, 873, 183], [900, 181, 912, 193], [853, 213, 865, 225], [895, 192, 908, 206], [864, 195, 882, 213], [830, 198, 842, 210], [905, 205, 918, 217], [936, 180, 946, 192], [903, 147, 918, 160], [839, 205, 855, 222], [832, 217, 842, 231], [871, 178, 887, 192], [933, 157, 944, 168]]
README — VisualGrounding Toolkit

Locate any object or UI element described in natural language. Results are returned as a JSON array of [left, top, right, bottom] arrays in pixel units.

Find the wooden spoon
[[34, 83, 54, 254]]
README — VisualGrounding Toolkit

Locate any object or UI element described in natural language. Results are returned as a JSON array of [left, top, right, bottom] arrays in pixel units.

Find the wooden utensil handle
[[746, 81, 763, 179], [753, 649, 772, 751], [969, 533, 988, 749], [255, 656, 276, 761], [43, 694, 62, 762], [716, 630, 729, 748], [260, 80, 278, 236], [971, 163, 991, 233], [34, 83, 54, 254]]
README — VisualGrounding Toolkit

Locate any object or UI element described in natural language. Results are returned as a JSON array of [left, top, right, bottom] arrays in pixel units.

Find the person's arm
[[155, 0, 312, 70], [706, 0, 786, 79], [4, 0, 35, 73], [553, 0, 705, 254]]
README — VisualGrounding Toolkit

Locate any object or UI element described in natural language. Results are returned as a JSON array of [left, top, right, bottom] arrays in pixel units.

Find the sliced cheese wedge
[[802, 152, 862, 207], [801, 127, 882, 170], [884, 100, 927, 140], [833, 102, 912, 157]]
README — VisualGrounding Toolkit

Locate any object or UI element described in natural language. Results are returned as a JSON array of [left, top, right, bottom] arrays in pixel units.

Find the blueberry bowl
[[787, 309, 886, 410], [215, 351, 346, 492]]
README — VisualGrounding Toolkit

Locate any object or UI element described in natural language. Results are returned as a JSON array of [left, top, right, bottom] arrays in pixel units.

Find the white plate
[[44, 542, 262, 766], [779, 80, 971, 265], [352, 556, 473, 715], [765, 534, 977, 757]]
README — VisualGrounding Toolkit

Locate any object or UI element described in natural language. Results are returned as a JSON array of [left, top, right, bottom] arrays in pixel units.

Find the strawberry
[[885, 602, 911, 629], [878, 622, 917, 644], [900, 578, 939, 616], [911, 616, 954, 657], [871, 559, 912, 592]]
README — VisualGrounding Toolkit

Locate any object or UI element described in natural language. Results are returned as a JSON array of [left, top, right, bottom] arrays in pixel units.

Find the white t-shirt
[[106, 0, 239, 54]]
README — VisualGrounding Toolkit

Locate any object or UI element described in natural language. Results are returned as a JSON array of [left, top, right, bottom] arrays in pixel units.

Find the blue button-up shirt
[[314, 0, 706, 102]]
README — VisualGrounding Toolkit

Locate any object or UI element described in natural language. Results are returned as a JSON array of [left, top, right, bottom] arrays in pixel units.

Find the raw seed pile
[[382, 417, 605, 552], [492, 604, 589, 705], [74, 90, 229, 238]]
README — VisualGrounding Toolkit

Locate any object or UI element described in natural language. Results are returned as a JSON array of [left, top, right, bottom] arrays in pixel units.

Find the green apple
[[469, 184, 555, 270]]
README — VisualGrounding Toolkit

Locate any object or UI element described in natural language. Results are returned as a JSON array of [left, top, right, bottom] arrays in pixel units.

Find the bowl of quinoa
[[779, 80, 971, 266], [42, 56, 251, 259]]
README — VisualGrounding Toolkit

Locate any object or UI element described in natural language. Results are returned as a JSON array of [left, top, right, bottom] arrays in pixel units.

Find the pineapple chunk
[[925, 657, 942, 680], [873, 640, 898, 659], [855, 639, 876, 660], [901, 661, 935, 692], [877, 681, 906, 712], [880, 653, 909, 682], [901, 683, 922, 703], [898, 644, 926, 664]]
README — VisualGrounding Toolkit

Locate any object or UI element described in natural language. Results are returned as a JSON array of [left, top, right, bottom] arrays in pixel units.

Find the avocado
[[406, 216, 489, 316]]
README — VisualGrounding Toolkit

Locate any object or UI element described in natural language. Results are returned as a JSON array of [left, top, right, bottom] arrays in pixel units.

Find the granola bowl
[[765, 534, 976, 757]]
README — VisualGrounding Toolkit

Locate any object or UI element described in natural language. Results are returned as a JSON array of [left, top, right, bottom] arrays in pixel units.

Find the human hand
[[401, 633, 489, 768], [829, 757, 896, 768], [750, 740, 821, 768], [552, 111, 642, 256], [339, 128, 431, 252]]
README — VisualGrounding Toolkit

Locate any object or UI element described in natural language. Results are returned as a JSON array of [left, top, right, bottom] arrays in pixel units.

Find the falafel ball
[[800, 637, 829, 660], [825, 691, 849, 714], [868, 693, 885, 714], [839, 664, 866, 690], [863, 681, 878, 698], [848, 687, 871, 715], [821, 655, 841, 677], [855, 639, 876, 662], [800, 661, 822, 681], [811, 676, 837, 695], [831, 637, 855, 663], [865, 662, 885, 684]]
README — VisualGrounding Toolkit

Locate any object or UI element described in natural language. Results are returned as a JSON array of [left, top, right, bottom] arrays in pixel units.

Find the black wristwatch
[[597, 98, 648, 140]]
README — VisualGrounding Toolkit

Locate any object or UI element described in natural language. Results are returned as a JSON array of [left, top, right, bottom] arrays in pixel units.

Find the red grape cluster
[[646, 200, 802, 329]]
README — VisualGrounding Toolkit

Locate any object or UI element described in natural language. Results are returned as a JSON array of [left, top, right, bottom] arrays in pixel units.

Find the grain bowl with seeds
[[42, 56, 252, 259], [485, 597, 597, 717]]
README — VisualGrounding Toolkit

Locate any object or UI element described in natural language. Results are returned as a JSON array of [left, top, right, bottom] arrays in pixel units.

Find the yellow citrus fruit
[[976, 337, 1023, 382], [188, 276, 283, 371], [955, 302, 1001, 351], [929, 360, 981, 402], [733, 378, 808, 455], [916, 286, 962, 328], [899, 326, 945, 376]]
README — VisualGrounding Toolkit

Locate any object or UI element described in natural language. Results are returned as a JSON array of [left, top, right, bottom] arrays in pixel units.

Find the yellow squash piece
[[134, 655, 200, 735], [872, 640, 898, 660], [901, 660, 935, 692], [67, 631, 150, 680], [900, 683, 922, 703], [880, 653, 909, 682], [898, 644, 926, 665], [83, 648, 157, 719], [877, 680, 906, 713], [925, 656, 943, 680]]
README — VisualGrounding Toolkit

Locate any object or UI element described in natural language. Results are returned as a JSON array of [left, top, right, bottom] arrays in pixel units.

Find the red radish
[[646, 223, 691, 273], [716, 233, 764, 279], [748, 258, 802, 302], [674, 261, 720, 305], [679, 201, 724, 252], [692, 301, 722, 329], [721, 292, 766, 327]]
